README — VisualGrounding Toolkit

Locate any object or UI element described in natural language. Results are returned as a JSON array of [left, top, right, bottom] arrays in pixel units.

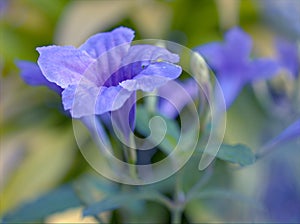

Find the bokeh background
[[1, 0, 299, 223]]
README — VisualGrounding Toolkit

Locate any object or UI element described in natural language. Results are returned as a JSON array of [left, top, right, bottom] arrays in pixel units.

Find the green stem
[[186, 165, 213, 201], [139, 192, 174, 211], [145, 90, 158, 115], [255, 144, 274, 159], [171, 208, 182, 224], [171, 172, 184, 224], [127, 133, 138, 179]]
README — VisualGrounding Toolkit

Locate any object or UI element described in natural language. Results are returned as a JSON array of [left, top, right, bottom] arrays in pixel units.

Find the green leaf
[[215, 144, 256, 166], [83, 193, 133, 216], [1, 172, 117, 223], [72, 173, 118, 206], [0, 128, 76, 215], [1, 184, 81, 223]]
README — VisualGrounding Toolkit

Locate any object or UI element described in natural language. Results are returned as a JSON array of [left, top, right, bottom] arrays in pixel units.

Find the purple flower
[[276, 39, 299, 77], [195, 27, 279, 108], [17, 27, 182, 137], [17, 61, 62, 94]]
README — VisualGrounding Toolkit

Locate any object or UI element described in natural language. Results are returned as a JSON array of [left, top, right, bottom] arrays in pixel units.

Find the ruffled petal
[[62, 82, 99, 117], [79, 27, 134, 59], [37, 46, 95, 88], [37, 28, 135, 89], [77, 28, 136, 87], [119, 62, 182, 92], [16, 60, 62, 94], [123, 44, 180, 66], [103, 44, 181, 87], [95, 86, 132, 114], [62, 82, 132, 118]]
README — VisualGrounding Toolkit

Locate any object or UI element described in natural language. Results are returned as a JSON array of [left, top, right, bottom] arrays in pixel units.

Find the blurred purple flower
[[0, 0, 8, 17], [195, 27, 279, 108], [259, 120, 300, 222], [276, 39, 299, 77], [17, 27, 182, 136], [258, 0, 300, 40], [158, 79, 199, 118], [263, 159, 300, 222]]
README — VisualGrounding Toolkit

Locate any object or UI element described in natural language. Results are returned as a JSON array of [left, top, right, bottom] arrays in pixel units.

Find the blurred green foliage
[[0, 0, 70, 74]]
